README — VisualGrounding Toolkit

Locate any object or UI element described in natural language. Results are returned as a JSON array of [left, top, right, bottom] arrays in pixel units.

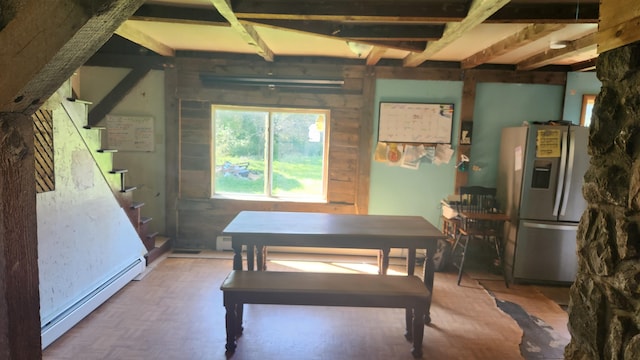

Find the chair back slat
[[458, 186, 497, 213]]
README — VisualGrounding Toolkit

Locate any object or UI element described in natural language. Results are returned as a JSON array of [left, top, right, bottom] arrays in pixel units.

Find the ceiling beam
[[247, 20, 445, 41], [209, 0, 274, 61], [88, 66, 151, 126], [366, 47, 386, 66], [242, 20, 427, 52], [571, 58, 597, 72], [115, 21, 175, 56], [517, 32, 597, 71], [231, 0, 597, 23], [486, 2, 599, 23], [232, 0, 468, 22], [131, 4, 228, 26], [403, 0, 510, 68], [461, 24, 566, 69], [0, 0, 145, 114]]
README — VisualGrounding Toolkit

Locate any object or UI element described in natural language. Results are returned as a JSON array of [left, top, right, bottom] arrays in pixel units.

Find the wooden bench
[[220, 270, 431, 358]]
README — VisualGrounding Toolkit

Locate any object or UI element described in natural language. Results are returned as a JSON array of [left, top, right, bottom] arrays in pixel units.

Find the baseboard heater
[[41, 256, 146, 349]]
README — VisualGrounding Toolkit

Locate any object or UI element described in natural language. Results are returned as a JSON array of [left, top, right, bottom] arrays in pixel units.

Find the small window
[[580, 94, 596, 127], [212, 105, 329, 201]]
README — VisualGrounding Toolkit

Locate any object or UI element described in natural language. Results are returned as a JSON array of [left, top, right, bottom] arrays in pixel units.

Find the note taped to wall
[[536, 129, 561, 158], [106, 115, 154, 152]]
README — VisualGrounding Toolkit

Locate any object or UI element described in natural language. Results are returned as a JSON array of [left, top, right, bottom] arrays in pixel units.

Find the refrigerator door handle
[[553, 130, 568, 216], [522, 221, 576, 231], [560, 130, 576, 216]]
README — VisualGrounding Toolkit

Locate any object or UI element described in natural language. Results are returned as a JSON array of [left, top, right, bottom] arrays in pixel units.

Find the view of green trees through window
[[213, 106, 328, 199]]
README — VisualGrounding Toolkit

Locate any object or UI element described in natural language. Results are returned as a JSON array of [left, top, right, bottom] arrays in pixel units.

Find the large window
[[212, 105, 329, 200]]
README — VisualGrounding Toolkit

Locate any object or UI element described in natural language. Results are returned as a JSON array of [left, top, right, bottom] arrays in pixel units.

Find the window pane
[[214, 109, 266, 194], [272, 112, 325, 197]]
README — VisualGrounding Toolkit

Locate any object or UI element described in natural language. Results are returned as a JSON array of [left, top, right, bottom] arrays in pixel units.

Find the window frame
[[211, 104, 330, 202]]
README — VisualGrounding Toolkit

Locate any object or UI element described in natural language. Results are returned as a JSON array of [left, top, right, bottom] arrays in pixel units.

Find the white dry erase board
[[106, 115, 154, 151], [378, 102, 453, 144]]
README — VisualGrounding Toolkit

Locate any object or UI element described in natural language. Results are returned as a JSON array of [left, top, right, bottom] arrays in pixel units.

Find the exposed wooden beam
[[597, 11, 640, 54], [366, 47, 386, 66], [461, 24, 566, 69], [115, 21, 175, 57], [571, 58, 597, 72], [209, 0, 274, 62], [246, 20, 445, 41], [486, 2, 599, 23], [241, 19, 427, 52], [0, 112, 40, 360], [231, 0, 596, 23], [517, 32, 597, 71], [131, 3, 228, 26], [88, 67, 151, 126], [0, 0, 145, 114], [232, 0, 468, 22], [403, 0, 510, 68]]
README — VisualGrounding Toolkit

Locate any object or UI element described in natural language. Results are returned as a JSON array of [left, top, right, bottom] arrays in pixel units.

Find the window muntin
[[212, 105, 328, 201]]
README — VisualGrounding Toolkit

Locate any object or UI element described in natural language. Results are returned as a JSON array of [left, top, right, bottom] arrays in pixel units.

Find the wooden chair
[[452, 186, 508, 287]]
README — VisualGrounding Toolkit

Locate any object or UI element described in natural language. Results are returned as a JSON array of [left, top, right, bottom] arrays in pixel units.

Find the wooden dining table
[[221, 210, 447, 324]]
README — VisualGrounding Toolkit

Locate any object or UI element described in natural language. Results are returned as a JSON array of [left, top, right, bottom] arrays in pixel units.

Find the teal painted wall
[[562, 72, 601, 125], [367, 78, 594, 226], [369, 79, 462, 225], [467, 82, 565, 186]]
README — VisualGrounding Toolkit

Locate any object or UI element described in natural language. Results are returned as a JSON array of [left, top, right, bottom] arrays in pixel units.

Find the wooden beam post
[[0, 112, 40, 360], [455, 71, 477, 194], [0, 0, 146, 114]]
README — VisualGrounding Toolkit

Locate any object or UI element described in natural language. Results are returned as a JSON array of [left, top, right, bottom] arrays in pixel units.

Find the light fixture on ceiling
[[346, 41, 373, 58], [550, 40, 569, 50]]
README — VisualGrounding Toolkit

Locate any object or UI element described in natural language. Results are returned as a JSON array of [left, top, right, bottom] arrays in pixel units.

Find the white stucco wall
[[37, 88, 146, 326]]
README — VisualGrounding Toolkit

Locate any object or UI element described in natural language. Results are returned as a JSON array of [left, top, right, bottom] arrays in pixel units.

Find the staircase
[[63, 96, 171, 265]]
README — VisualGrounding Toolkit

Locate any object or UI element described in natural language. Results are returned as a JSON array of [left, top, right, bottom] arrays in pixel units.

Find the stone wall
[[565, 41, 640, 359]]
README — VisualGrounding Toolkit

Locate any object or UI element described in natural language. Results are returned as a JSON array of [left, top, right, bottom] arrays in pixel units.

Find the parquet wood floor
[[42, 253, 569, 360]]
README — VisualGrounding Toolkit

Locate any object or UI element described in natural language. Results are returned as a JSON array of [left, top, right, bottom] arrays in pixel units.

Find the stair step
[[146, 231, 159, 240], [82, 125, 106, 130], [131, 201, 145, 209], [140, 216, 152, 225], [109, 169, 128, 174], [121, 186, 137, 193], [97, 149, 117, 153], [66, 97, 93, 105]]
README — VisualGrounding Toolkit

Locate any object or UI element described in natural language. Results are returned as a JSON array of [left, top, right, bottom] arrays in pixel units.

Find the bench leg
[[411, 307, 425, 358], [224, 303, 244, 354], [404, 308, 413, 341], [247, 246, 255, 271], [224, 303, 237, 353]]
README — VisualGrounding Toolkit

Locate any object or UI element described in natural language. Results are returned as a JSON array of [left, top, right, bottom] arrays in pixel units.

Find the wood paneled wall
[[168, 58, 371, 248]]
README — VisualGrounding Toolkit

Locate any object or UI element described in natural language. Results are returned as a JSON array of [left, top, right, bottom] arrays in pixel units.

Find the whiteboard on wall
[[378, 102, 453, 144], [106, 115, 154, 152]]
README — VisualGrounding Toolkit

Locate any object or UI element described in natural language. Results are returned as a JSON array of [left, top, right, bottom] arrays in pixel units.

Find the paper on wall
[[433, 144, 454, 165]]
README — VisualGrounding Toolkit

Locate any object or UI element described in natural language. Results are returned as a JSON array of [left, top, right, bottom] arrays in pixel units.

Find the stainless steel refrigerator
[[497, 124, 589, 283]]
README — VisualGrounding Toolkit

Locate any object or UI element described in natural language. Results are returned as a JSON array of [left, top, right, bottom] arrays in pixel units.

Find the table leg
[[422, 242, 436, 325], [406, 248, 416, 276], [256, 245, 267, 271], [247, 246, 255, 271], [379, 247, 390, 275], [232, 243, 243, 270]]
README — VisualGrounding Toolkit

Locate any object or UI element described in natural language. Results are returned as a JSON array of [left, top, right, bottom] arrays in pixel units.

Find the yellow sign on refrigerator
[[536, 129, 561, 157]]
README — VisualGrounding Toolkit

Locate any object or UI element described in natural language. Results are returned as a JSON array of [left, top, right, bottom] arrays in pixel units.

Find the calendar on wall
[[378, 102, 453, 144], [106, 115, 154, 152]]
